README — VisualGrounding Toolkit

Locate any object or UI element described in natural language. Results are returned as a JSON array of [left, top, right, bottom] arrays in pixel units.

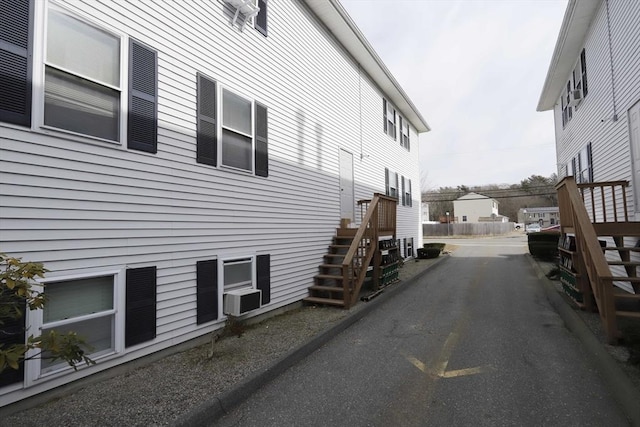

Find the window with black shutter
[[401, 176, 406, 206], [255, 0, 267, 36], [255, 102, 268, 177], [128, 39, 157, 153], [197, 73, 217, 166], [0, 304, 25, 387], [196, 260, 218, 324], [256, 254, 271, 305], [125, 266, 157, 347], [0, 0, 33, 127]]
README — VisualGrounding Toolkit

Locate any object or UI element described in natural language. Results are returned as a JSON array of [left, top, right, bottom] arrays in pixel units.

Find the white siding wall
[[552, 1, 640, 293], [0, 0, 423, 401], [554, 0, 640, 215]]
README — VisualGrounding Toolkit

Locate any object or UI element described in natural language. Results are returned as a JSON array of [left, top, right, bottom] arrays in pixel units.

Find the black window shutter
[[581, 49, 588, 97], [385, 168, 389, 196], [401, 176, 406, 206], [0, 301, 25, 387], [383, 99, 387, 133], [196, 73, 217, 166], [256, 254, 271, 305], [125, 266, 156, 347], [408, 179, 412, 207], [398, 116, 403, 146], [403, 238, 407, 258], [196, 260, 218, 324], [128, 39, 157, 153], [255, 0, 268, 36], [255, 102, 269, 177], [0, 0, 32, 127]]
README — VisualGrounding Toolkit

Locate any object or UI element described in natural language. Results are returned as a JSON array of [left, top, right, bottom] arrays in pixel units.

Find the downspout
[[604, 0, 618, 121]]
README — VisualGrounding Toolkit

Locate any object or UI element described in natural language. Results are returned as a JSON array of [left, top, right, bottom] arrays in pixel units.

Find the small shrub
[[423, 243, 446, 251], [528, 231, 560, 259], [417, 248, 441, 259]]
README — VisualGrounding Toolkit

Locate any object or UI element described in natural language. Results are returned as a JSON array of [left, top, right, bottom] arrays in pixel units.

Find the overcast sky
[[340, 0, 568, 191]]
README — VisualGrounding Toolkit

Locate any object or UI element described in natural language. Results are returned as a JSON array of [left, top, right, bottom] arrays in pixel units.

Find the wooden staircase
[[305, 227, 357, 308], [557, 178, 640, 343], [304, 194, 397, 309]]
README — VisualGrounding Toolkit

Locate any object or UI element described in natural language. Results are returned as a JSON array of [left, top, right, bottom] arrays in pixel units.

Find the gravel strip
[[1, 257, 441, 426]]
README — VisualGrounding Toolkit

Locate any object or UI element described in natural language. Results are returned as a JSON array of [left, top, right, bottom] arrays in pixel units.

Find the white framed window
[[577, 142, 593, 183], [221, 88, 254, 172], [27, 270, 123, 382], [386, 169, 398, 198], [221, 256, 255, 293], [41, 4, 124, 142], [400, 117, 410, 150], [383, 99, 396, 139]]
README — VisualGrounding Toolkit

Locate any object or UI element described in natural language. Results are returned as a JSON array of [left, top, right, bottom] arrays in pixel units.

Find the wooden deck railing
[[557, 177, 627, 343], [342, 194, 397, 308]]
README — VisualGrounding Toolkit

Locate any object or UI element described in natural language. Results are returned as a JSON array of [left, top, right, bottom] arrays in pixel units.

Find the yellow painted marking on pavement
[[440, 366, 489, 378], [407, 355, 427, 373], [406, 332, 491, 379]]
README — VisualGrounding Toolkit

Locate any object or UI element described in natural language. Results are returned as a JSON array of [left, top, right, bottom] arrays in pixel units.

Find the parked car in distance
[[514, 223, 524, 230], [526, 223, 541, 233]]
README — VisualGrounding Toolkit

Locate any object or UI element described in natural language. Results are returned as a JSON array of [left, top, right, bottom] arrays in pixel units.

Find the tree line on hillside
[[422, 174, 558, 223]]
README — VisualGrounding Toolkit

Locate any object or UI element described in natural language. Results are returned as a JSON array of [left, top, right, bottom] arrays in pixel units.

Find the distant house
[[453, 193, 501, 223], [0, 0, 429, 405], [518, 207, 560, 228], [537, 0, 639, 219]]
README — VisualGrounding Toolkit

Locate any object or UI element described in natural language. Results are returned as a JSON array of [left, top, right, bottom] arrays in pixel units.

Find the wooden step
[[616, 311, 640, 319], [329, 244, 351, 249], [603, 247, 640, 252], [319, 263, 343, 270], [336, 228, 358, 237], [614, 292, 640, 299], [309, 285, 344, 293], [324, 254, 345, 260], [611, 276, 640, 283], [315, 274, 343, 281], [608, 261, 640, 267], [303, 296, 345, 307]]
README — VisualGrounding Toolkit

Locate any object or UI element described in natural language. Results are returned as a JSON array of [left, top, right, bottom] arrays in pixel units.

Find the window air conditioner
[[568, 89, 582, 107], [224, 288, 262, 316]]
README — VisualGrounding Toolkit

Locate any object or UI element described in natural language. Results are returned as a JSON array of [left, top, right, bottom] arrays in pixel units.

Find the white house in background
[[537, 0, 640, 220], [453, 192, 501, 223], [518, 207, 560, 228], [0, 0, 429, 405]]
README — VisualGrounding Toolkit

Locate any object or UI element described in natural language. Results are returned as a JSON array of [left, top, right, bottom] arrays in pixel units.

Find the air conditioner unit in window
[[568, 89, 582, 107], [224, 288, 262, 316], [223, 0, 260, 28]]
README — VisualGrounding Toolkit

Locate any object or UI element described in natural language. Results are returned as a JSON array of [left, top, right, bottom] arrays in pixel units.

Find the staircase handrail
[[557, 176, 618, 342], [342, 193, 397, 307]]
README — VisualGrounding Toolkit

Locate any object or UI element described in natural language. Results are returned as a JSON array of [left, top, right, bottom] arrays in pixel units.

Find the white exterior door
[[630, 101, 640, 218], [339, 149, 354, 221]]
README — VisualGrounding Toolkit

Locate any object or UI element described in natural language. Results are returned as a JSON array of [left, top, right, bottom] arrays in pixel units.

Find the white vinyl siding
[[554, 0, 639, 213], [0, 0, 424, 403]]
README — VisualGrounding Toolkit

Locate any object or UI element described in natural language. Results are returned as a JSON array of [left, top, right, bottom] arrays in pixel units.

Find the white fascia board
[[537, 0, 601, 111], [303, 0, 431, 133]]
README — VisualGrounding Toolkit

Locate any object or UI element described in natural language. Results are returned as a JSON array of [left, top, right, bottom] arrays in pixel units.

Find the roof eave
[[302, 0, 430, 133], [537, 0, 601, 112]]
